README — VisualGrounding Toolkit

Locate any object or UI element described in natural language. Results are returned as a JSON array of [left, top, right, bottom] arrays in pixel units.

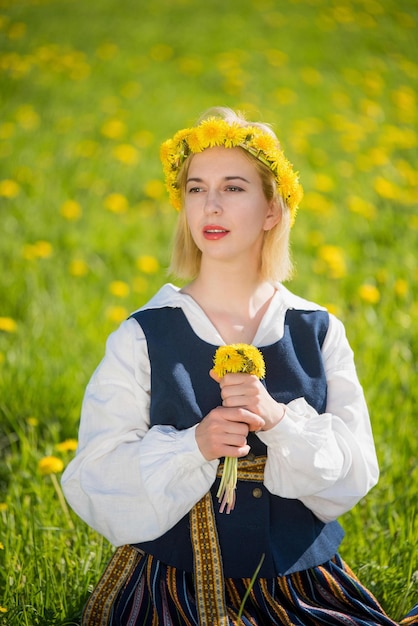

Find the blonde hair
[[169, 107, 294, 282]]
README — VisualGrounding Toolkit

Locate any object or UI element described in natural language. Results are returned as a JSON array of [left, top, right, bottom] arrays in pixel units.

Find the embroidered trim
[[82, 545, 142, 625], [190, 455, 267, 625], [190, 493, 229, 626]]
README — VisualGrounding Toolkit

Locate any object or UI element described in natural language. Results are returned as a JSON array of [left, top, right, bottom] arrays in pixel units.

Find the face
[[184, 146, 279, 267]]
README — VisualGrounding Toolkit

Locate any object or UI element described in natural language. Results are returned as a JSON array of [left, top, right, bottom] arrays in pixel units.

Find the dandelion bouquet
[[213, 343, 266, 514]]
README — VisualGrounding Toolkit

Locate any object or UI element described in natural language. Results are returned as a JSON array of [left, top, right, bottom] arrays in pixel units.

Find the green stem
[[50, 473, 75, 530]]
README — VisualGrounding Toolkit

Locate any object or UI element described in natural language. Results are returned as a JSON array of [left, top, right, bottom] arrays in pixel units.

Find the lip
[[202, 224, 230, 240]]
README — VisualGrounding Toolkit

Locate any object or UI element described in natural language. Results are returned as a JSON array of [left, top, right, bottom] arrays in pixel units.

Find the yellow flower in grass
[[39, 455, 75, 529], [359, 284, 380, 304], [112, 143, 139, 165], [69, 258, 89, 277], [104, 193, 129, 213], [0, 317, 17, 333], [136, 255, 159, 274], [55, 439, 78, 452], [106, 305, 128, 324], [38, 456, 64, 475], [109, 280, 130, 298], [213, 344, 265, 514], [0, 179, 20, 198], [60, 199, 82, 220]]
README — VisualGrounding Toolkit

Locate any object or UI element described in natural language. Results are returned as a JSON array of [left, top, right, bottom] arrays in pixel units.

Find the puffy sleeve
[[61, 317, 218, 546], [257, 313, 379, 522]]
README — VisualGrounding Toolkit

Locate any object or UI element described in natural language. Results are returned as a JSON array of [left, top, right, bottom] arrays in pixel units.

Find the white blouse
[[62, 283, 379, 547]]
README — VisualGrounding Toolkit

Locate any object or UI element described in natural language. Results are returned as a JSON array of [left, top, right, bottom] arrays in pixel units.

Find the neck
[[182, 264, 276, 344], [191, 262, 269, 307]]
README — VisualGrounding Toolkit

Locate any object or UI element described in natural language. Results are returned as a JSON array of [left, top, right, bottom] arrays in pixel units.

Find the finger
[[209, 368, 222, 383], [225, 407, 265, 432]]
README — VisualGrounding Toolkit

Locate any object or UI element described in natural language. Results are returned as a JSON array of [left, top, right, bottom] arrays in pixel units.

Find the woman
[[62, 107, 417, 625]]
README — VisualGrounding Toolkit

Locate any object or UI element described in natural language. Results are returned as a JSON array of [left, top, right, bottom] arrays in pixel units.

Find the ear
[[263, 199, 281, 231]]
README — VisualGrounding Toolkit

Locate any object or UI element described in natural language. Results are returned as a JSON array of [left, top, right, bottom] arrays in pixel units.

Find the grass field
[[0, 0, 417, 623]]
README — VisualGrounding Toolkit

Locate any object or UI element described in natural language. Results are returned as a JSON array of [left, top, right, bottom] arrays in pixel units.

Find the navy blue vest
[[130, 306, 344, 578]]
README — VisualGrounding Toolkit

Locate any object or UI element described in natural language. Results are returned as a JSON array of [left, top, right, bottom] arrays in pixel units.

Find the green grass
[[0, 0, 417, 623]]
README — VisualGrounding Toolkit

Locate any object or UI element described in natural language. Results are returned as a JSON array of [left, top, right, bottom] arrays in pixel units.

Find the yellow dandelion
[[223, 124, 247, 148], [0, 606, 7, 613], [160, 139, 175, 167], [172, 128, 193, 146], [394, 279, 408, 297], [104, 193, 129, 213], [186, 128, 204, 153], [0, 179, 20, 198], [106, 306, 128, 324], [112, 144, 139, 165], [0, 122, 15, 139], [69, 259, 89, 277], [318, 245, 347, 279], [213, 344, 265, 379], [324, 303, 341, 317], [109, 280, 130, 298], [373, 177, 398, 199], [0, 542, 4, 549], [136, 255, 159, 274], [60, 199, 82, 220], [250, 131, 278, 155], [304, 191, 334, 217], [55, 439, 78, 452], [0, 503, 8, 513], [358, 284, 380, 304], [23, 240, 53, 260], [101, 118, 126, 139], [27, 416, 38, 427], [196, 118, 229, 148], [0, 317, 17, 333], [38, 456, 64, 476], [347, 195, 377, 220], [213, 344, 265, 514]]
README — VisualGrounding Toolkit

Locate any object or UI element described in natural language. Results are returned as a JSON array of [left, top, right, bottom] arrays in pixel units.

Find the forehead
[[187, 146, 258, 178]]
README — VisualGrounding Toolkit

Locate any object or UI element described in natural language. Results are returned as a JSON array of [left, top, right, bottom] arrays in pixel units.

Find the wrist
[[262, 403, 286, 431]]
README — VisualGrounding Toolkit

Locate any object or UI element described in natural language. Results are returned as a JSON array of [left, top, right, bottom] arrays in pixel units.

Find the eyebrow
[[186, 175, 251, 184]]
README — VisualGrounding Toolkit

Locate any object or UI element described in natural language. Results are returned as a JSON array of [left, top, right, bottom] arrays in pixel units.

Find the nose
[[203, 188, 222, 214]]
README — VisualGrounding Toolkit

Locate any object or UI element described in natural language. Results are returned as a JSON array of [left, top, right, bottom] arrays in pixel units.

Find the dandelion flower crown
[[160, 110, 303, 226]]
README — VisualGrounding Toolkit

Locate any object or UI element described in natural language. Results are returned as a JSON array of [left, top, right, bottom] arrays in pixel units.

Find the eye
[[226, 185, 244, 192], [187, 186, 204, 193]]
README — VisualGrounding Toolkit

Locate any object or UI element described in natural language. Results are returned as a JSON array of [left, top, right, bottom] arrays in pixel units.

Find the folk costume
[[62, 284, 417, 625], [63, 110, 417, 625]]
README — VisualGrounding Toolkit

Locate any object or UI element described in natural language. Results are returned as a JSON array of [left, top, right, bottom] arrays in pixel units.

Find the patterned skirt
[[82, 546, 418, 626]]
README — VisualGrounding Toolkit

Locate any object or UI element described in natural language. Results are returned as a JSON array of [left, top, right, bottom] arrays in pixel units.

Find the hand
[[195, 405, 265, 462], [210, 370, 285, 431]]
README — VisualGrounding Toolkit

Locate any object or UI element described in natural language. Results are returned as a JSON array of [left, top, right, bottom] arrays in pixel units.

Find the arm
[[257, 314, 379, 521], [61, 318, 218, 546]]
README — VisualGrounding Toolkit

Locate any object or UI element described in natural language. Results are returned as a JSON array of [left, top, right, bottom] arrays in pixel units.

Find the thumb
[[209, 368, 222, 383]]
